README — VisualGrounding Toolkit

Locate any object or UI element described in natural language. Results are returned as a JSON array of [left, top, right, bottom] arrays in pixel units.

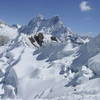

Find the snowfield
[[0, 15, 100, 100]]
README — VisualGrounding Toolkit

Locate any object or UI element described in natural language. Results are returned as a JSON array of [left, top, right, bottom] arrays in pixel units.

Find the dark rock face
[[51, 36, 58, 42], [34, 33, 44, 46], [28, 33, 44, 47], [29, 37, 35, 45]]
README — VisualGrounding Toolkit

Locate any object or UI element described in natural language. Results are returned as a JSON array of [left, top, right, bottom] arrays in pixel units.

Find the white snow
[[0, 15, 100, 100], [0, 24, 18, 39], [88, 53, 100, 75]]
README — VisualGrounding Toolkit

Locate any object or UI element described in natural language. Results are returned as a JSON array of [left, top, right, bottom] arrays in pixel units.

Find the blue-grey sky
[[0, 0, 99, 36]]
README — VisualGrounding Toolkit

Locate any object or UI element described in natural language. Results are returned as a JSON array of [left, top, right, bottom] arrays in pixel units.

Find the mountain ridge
[[0, 15, 100, 100]]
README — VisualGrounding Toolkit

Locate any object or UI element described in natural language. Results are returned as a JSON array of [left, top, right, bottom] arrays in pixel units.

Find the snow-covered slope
[[0, 15, 100, 100], [88, 53, 100, 76], [71, 34, 100, 73], [0, 33, 78, 99], [0, 22, 18, 39]]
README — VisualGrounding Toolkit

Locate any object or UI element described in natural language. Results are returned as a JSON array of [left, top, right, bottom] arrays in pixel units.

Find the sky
[[0, 0, 100, 36]]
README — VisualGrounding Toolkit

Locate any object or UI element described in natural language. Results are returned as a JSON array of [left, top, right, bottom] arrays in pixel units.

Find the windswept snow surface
[[0, 34, 77, 100], [0, 16, 100, 100]]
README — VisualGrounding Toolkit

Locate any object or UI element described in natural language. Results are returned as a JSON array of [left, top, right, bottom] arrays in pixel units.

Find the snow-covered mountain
[[0, 15, 100, 100], [71, 34, 100, 72], [19, 15, 68, 37], [19, 15, 89, 45], [0, 21, 18, 40]]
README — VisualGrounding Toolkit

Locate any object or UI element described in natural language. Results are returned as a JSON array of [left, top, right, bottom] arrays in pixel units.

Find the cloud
[[80, 1, 92, 12]]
